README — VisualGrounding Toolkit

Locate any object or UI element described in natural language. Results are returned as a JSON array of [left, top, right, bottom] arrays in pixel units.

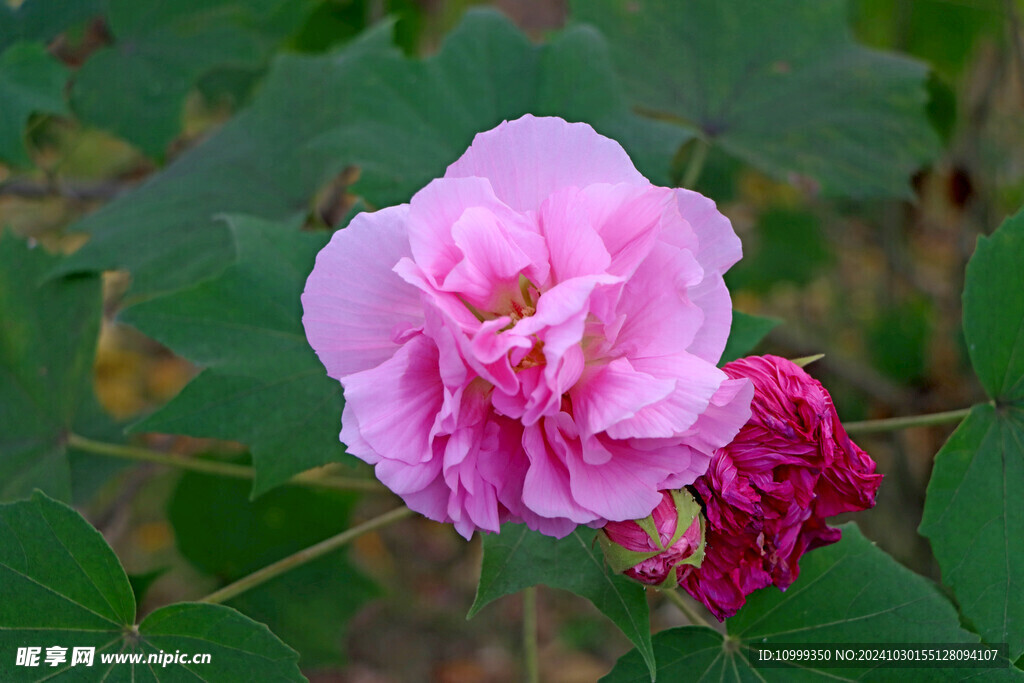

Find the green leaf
[[921, 406, 1024, 659], [0, 42, 68, 166], [0, 233, 101, 502], [0, 0, 101, 51], [603, 524, 1021, 682], [123, 214, 347, 493], [71, 0, 316, 157], [0, 491, 304, 682], [52, 10, 686, 297], [720, 312, 779, 365], [962, 209, 1024, 403], [920, 209, 1024, 659], [572, 0, 939, 198], [169, 468, 378, 665], [472, 524, 656, 680]]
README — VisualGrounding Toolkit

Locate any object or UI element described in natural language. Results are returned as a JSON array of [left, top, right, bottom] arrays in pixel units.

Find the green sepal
[[597, 489, 705, 579], [790, 353, 825, 368]]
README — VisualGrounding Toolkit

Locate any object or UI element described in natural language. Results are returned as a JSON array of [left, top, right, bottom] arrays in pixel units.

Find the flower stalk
[[66, 433, 386, 493], [201, 505, 415, 604], [663, 588, 714, 630], [522, 586, 539, 683], [843, 407, 972, 434]]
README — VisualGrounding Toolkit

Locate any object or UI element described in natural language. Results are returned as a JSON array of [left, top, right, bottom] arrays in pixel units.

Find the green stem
[[523, 586, 539, 683], [681, 138, 710, 189], [843, 407, 972, 435], [201, 505, 415, 604], [663, 587, 715, 630], [66, 433, 386, 493]]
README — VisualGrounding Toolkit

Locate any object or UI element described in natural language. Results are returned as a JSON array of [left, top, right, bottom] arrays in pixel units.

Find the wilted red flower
[[677, 355, 883, 620], [599, 489, 704, 587]]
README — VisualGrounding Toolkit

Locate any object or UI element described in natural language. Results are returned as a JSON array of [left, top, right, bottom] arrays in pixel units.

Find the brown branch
[[0, 178, 137, 201]]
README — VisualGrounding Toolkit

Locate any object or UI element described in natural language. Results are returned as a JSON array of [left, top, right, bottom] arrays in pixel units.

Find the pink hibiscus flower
[[302, 115, 752, 538], [678, 355, 884, 620]]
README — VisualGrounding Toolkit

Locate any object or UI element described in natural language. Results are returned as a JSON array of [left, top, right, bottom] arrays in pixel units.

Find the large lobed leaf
[[70, 0, 316, 158], [572, 0, 939, 198], [52, 9, 689, 297], [921, 208, 1024, 659], [123, 214, 347, 494], [602, 525, 1022, 682], [0, 492, 304, 682], [472, 524, 656, 680], [0, 233, 101, 502]]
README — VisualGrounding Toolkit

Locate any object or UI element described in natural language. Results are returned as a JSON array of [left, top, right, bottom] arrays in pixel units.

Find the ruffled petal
[[672, 188, 742, 277], [578, 183, 673, 279], [571, 357, 675, 439], [612, 241, 705, 359], [340, 335, 443, 465], [302, 204, 423, 378], [445, 115, 647, 212], [605, 353, 729, 439], [565, 437, 667, 521], [520, 418, 600, 524], [538, 187, 611, 284]]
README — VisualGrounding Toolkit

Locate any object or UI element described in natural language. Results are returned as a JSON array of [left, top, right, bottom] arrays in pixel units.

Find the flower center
[[514, 340, 545, 371]]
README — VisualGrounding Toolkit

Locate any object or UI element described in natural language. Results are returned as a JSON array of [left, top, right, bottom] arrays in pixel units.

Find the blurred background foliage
[[1, 0, 1023, 680]]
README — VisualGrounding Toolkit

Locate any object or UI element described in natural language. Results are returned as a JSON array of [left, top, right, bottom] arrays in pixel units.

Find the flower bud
[[599, 489, 705, 588]]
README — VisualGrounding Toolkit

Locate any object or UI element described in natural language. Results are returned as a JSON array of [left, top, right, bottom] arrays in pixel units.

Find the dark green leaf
[[572, 0, 939, 198], [0, 233, 101, 502], [0, 0, 101, 51], [169, 469, 377, 665], [52, 10, 686, 297], [0, 42, 68, 166], [0, 491, 304, 682], [603, 524, 1021, 682], [921, 209, 1024, 658], [472, 524, 655, 679], [123, 214, 347, 493], [720, 312, 779, 365], [70, 0, 316, 157], [920, 405, 1024, 659], [963, 209, 1024, 403]]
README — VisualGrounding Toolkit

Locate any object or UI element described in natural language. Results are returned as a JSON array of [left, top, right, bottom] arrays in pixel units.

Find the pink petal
[[445, 115, 647, 213], [571, 357, 675, 438], [611, 241, 705, 359], [680, 377, 754, 455], [577, 183, 673, 279], [566, 439, 666, 521], [302, 205, 423, 378], [521, 419, 600, 523], [406, 176, 549, 289], [538, 187, 611, 283], [685, 274, 734, 364], [672, 188, 743, 276], [605, 353, 729, 439], [444, 206, 535, 309], [340, 335, 443, 465]]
